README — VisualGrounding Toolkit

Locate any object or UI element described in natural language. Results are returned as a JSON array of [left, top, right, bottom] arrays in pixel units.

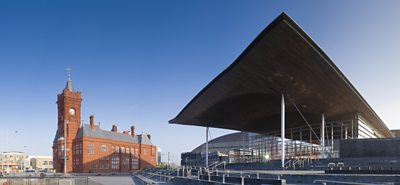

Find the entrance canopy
[[169, 13, 392, 138]]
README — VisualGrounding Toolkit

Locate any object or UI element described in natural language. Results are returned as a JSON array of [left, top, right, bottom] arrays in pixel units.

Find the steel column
[[321, 114, 325, 158], [206, 127, 209, 167], [281, 94, 285, 168]]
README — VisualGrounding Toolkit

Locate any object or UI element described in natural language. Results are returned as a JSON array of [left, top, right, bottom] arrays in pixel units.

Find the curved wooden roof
[[169, 13, 393, 138]]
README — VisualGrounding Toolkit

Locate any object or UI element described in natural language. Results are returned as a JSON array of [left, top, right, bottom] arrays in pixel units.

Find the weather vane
[[67, 65, 71, 80]]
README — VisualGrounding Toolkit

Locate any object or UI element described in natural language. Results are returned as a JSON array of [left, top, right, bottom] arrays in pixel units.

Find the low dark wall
[[340, 138, 400, 158]]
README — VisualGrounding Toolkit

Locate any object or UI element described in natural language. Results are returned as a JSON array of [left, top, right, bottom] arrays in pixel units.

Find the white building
[[29, 156, 53, 172], [0, 151, 29, 173]]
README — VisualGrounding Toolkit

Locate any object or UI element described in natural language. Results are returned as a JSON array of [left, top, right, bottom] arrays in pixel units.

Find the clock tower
[[53, 67, 82, 173]]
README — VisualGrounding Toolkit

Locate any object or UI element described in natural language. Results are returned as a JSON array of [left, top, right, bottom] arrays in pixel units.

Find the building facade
[[172, 13, 394, 167], [0, 151, 29, 173], [30, 156, 53, 172], [52, 75, 156, 173]]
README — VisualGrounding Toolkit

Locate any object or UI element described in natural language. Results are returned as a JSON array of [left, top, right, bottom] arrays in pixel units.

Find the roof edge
[[169, 12, 290, 124]]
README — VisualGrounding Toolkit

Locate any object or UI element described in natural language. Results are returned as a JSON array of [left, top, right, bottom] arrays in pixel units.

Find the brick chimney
[[90, 115, 95, 129], [111, 124, 118, 132], [123, 131, 129, 135], [131, 126, 135, 137], [147, 134, 151, 140]]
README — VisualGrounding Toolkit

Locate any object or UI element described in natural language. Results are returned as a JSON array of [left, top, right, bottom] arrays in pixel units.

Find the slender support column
[[300, 128, 303, 156], [281, 94, 285, 168], [273, 135, 276, 158], [331, 123, 334, 154], [206, 127, 209, 167], [321, 114, 325, 158], [291, 129, 294, 158], [351, 120, 354, 138], [340, 122, 343, 139], [309, 128, 312, 156], [242, 132, 245, 163]]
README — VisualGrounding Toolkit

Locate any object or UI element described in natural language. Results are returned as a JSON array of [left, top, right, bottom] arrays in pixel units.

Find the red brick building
[[52, 75, 156, 173]]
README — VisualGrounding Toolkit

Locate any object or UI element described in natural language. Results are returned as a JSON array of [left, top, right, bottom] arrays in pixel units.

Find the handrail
[[284, 160, 292, 168], [135, 174, 158, 184], [210, 161, 226, 170], [313, 180, 380, 185], [206, 161, 219, 169]]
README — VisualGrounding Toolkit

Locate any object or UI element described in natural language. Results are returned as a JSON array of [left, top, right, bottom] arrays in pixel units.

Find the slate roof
[[53, 130, 60, 143], [53, 124, 153, 145]]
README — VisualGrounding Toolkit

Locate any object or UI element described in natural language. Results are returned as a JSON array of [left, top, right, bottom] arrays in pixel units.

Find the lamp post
[[161, 153, 166, 168], [167, 152, 170, 170], [64, 120, 67, 174], [58, 121, 67, 174]]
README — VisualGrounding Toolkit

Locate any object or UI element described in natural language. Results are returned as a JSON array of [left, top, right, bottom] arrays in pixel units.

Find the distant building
[[157, 149, 162, 165], [0, 151, 29, 173], [30, 156, 53, 172], [52, 72, 157, 173]]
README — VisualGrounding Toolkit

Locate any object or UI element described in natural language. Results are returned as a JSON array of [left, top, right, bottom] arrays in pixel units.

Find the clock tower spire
[[53, 66, 82, 173], [65, 65, 74, 92]]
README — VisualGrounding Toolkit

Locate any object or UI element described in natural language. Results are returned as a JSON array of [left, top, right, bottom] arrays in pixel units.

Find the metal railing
[[142, 166, 287, 185]]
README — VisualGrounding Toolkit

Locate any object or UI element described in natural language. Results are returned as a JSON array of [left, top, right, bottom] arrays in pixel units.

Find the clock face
[[69, 108, 75, 116]]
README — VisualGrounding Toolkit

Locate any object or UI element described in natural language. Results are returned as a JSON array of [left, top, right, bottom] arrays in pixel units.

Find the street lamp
[[58, 137, 67, 174], [64, 120, 67, 174], [167, 152, 170, 170]]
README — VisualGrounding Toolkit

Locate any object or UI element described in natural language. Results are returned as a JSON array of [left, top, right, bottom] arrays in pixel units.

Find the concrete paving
[[88, 176, 135, 185]]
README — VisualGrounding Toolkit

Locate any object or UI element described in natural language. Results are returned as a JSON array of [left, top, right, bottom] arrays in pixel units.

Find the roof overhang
[[169, 13, 393, 138]]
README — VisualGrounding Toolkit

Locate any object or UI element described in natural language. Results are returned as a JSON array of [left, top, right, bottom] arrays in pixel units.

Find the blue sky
[[0, 1, 400, 163]]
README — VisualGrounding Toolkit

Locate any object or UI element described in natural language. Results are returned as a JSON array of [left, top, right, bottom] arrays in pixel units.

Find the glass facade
[[181, 114, 385, 166], [247, 114, 383, 162]]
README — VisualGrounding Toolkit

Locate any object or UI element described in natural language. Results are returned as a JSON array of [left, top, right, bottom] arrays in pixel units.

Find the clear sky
[[0, 1, 400, 164]]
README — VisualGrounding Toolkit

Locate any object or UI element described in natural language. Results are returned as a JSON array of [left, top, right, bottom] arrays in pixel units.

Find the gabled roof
[[53, 130, 60, 143], [76, 124, 138, 143], [70, 124, 153, 145], [169, 13, 393, 138], [138, 134, 153, 145]]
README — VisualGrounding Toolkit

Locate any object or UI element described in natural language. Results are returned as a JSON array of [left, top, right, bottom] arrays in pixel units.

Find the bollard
[[216, 169, 219, 176], [241, 176, 244, 185], [227, 170, 229, 177], [240, 171, 243, 178], [256, 173, 259, 179], [222, 174, 225, 184], [208, 173, 211, 182]]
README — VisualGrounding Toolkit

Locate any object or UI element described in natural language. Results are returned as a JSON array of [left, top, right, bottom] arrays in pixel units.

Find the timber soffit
[[169, 12, 392, 137]]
